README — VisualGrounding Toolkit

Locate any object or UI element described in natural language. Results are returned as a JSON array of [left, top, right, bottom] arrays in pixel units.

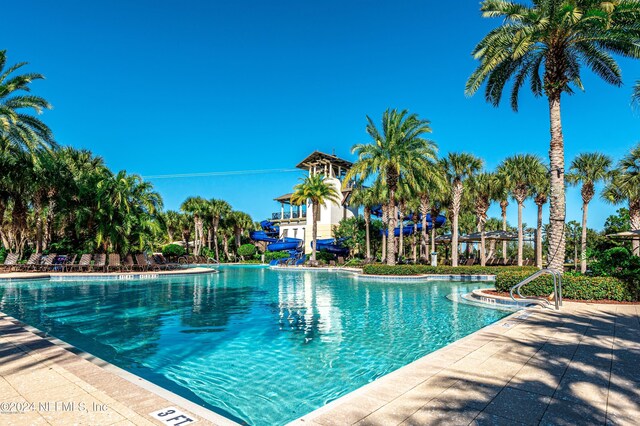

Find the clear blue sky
[[6, 0, 640, 230]]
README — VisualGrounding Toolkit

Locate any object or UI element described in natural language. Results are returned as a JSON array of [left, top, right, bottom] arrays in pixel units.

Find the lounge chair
[[92, 254, 106, 272], [59, 254, 76, 272], [37, 253, 58, 271], [68, 254, 92, 272], [134, 254, 149, 271], [0, 253, 19, 272], [156, 254, 181, 270], [107, 254, 122, 272], [465, 258, 475, 266], [19, 253, 42, 271], [147, 255, 168, 271], [123, 254, 135, 271]]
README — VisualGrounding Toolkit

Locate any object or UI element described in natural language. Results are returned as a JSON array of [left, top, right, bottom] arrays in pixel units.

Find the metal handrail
[[510, 268, 563, 310]]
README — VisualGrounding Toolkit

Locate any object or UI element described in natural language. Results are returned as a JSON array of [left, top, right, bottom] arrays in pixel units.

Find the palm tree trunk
[[547, 95, 566, 273], [311, 202, 319, 261], [412, 221, 418, 262], [364, 207, 371, 259], [580, 201, 589, 273], [451, 182, 462, 267], [430, 221, 436, 257], [213, 224, 220, 262], [34, 198, 43, 254], [420, 197, 428, 260], [536, 203, 543, 269], [386, 197, 397, 266], [629, 200, 640, 256], [398, 207, 404, 259], [517, 201, 523, 266], [501, 200, 508, 263], [381, 205, 387, 263], [207, 228, 212, 250]]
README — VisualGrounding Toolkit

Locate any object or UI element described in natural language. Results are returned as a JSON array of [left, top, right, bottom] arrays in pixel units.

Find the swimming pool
[[0, 266, 508, 425]]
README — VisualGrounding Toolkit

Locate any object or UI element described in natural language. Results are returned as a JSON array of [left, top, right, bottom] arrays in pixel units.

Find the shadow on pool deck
[[0, 314, 232, 426], [293, 303, 640, 426]]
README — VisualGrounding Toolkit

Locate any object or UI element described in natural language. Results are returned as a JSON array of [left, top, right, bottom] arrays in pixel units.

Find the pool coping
[[0, 311, 240, 426], [287, 307, 530, 425], [0, 267, 217, 282]]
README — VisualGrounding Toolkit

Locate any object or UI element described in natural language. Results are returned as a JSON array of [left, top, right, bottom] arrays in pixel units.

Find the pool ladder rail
[[510, 268, 563, 310]]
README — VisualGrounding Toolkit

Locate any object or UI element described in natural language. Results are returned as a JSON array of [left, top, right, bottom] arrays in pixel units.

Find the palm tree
[[441, 153, 482, 267], [468, 172, 497, 266], [349, 183, 382, 260], [207, 198, 231, 262], [228, 211, 253, 249], [291, 174, 341, 262], [0, 50, 54, 154], [530, 163, 550, 269], [604, 144, 640, 256], [632, 80, 640, 107], [466, 1, 640, 272], [567, 153, 612, 272], [497, 155, 543, 266], [181, 196, 208, 256], [347, 109, 437, 265], [494, 178, 511, 263]]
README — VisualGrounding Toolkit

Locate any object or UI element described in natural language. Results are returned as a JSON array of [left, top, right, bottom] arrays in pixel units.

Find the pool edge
[[0, 311, 240, 426]]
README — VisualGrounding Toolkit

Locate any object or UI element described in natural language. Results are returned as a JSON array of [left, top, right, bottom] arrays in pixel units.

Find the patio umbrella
[[606, 230, 640, 239]]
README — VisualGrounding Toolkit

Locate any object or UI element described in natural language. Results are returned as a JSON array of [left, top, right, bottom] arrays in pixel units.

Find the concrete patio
[[292, 302, 640, 426]]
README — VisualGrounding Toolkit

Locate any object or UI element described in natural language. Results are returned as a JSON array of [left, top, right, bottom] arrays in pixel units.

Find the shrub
[[361, 264, 538, 276], [495, 270, 636, 302], [238, 244, 257, 258], [0, 246, 6, 263], [162, 244, 186, 257], [264, 251, 290, 262]]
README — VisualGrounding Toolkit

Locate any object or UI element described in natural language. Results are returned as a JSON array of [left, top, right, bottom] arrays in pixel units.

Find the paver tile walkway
[[0, 314, 236, 426], [292, 303, 640, 426]]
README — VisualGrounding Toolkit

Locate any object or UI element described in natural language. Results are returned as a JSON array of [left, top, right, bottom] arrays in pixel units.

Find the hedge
[[495, 270, 637, 302], [361, 264, 538, 276], [361, 264, 638, 301]]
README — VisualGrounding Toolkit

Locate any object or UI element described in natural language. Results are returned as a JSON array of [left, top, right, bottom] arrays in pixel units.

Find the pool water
[[0, 266, 508, 425]]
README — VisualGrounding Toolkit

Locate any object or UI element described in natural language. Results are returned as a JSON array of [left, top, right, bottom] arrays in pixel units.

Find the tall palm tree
[[0, 50, 54, 154], [567, 153, 612, 272], [497, 155, 543, 266], [494, 177, 511, 263], [208, 198, 231, 262], [347, 109, 437, 265], [181, 196, 208, 256], [604, 144, 640, 256], [291, 174, 340, 262], [349, 183, 382, 260], [414, 162, 446, 262], [441, 153, 482, 267], [468, 172, 497, 266], [228, 211, 253, 249], [632, 80, 640, 107], [466, 1, 640, 272]]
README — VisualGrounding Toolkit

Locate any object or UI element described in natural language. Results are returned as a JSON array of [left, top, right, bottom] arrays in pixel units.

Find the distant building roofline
[[295, 151, 353, 171]]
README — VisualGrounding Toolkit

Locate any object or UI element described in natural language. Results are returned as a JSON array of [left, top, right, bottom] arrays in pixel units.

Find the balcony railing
[[271, 211, 307, 220]]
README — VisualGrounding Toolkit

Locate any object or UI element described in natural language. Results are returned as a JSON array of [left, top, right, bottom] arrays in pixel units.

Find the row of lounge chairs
[[0, 253, 186, 273]]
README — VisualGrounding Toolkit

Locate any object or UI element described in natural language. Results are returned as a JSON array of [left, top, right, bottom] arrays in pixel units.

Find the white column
[[280, 203, 284, 219], [289, 203, 293, 218]]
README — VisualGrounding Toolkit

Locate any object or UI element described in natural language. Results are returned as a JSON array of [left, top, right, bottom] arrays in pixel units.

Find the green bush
[[162, 244, 186, 257], [495, 270, 636, 302], [0, 247, 6, 263], [238, 244, 257, 258], [361, 264, 538, 276], [264, 251, 290, 262]]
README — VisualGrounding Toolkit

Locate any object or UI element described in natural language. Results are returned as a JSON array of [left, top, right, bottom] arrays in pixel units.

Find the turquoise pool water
[[0, 266, 508, 425]]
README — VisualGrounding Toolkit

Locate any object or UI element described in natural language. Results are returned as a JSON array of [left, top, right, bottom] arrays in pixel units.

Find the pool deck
[[291, 302, 640, 426], [0, 312, 238, 426]]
